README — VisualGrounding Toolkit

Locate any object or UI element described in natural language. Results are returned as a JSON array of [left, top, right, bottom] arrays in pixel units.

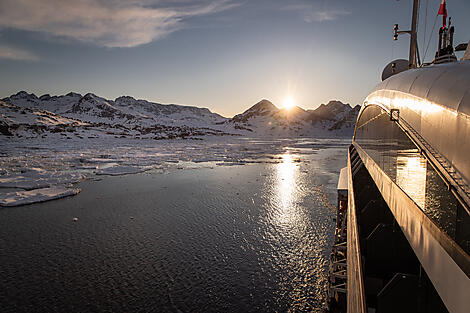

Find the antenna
[[393, 0, 420, 68], [433, 0, 457, 63]]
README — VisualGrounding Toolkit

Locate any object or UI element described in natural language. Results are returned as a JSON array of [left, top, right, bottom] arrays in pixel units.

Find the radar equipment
[[381, 59, 409, 81]]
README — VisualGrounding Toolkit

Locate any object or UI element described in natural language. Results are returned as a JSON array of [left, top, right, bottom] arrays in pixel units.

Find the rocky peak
[[308, 100, 352, 123], [11, 91, 38, 101], [115, 95, 135, 101], [324, 100, 350, 111], [231, 99, 279, 123], [81, 93, 100, 101], [65, 92, 82, 99], [39, 94, 51, 101], [247, 99, 277, 113]]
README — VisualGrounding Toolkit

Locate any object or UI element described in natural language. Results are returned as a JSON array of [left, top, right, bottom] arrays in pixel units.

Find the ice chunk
[[0, 186, 81, 207], [216, 161, 247, 166], [95, 165, 150, 176], [0, 169, 84, 190]]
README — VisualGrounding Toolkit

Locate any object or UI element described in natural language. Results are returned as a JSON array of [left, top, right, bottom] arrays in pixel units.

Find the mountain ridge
[[1, 91, 360, 139]]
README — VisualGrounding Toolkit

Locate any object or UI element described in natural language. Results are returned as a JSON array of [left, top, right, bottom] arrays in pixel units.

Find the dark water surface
[[0, 147, 347, 312]]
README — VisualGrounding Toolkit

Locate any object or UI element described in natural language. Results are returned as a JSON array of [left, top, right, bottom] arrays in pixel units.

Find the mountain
[[1, 91, 359, 140], [3, 91, 227, 127], [1, 91, 233, 140], [229, 99, 360, 137], [307, 100, 353, 122]]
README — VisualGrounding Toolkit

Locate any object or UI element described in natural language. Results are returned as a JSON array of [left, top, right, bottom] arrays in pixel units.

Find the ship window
[[354, 104, 470, 255]]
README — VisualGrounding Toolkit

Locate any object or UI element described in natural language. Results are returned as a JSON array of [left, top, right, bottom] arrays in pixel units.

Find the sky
[[0, 0, 469, 117]]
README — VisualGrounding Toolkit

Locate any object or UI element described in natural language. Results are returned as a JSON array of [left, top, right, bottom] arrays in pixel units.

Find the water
[[0, 144, 347, 312]]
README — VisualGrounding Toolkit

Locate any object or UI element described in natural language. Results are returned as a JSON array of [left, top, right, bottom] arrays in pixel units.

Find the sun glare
[[282, 97, 296, 110]]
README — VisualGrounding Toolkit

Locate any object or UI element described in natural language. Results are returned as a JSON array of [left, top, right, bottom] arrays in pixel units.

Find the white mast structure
[[393, 0, 420, 68]]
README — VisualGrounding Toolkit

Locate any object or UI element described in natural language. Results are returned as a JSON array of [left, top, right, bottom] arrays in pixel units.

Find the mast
[[409, 0, 419, 68], [393, 0, 420, 68]]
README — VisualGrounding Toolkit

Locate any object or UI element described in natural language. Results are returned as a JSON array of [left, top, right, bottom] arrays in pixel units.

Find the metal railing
[[397, 117, 470, 216], [346, 146, 367, 313]]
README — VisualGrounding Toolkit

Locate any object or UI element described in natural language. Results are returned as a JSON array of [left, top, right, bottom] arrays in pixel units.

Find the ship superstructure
[[328, 1, 470, 312]]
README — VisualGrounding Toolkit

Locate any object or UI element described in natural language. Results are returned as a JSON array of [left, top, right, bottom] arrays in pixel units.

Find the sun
[[282, 96, 296, 110]]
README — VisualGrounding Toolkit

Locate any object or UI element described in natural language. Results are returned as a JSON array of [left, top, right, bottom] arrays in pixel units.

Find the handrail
[[396, 117, 470, 217], [346, 146, 367, 313]]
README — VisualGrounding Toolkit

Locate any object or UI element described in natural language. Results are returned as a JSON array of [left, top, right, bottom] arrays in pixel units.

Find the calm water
[[0, 146, 347, 312]]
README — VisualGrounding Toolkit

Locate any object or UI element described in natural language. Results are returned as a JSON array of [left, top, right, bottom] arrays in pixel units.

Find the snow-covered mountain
[[1, 91, 359, 139], [230, 99, 360, 137], [1, 91, 232, 140]]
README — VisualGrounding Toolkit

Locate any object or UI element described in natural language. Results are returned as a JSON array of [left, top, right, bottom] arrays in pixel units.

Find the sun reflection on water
[[255, 148, 344, 309], [275, 153, 300, 225], [266, 151, 331, 308]]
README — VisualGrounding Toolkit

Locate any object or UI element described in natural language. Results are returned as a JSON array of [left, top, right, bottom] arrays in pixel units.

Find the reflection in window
[[396, 150, 427, 209], [354, 104, 470, 255]]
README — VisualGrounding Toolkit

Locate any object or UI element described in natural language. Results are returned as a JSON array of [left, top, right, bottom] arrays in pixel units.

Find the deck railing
[[346, 146, 367, 313]]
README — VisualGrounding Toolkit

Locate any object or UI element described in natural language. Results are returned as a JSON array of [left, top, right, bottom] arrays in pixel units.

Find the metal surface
[[381, 59, 409, 81], [354, 143, 470, 313], [464, 41, 470, 60], [364, 61, 470, 199], [346, 149, 367, 313]]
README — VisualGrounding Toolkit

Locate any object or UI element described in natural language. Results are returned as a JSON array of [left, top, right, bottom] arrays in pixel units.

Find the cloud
[[303, 9, 351, 22], [284, 3, 350, 23], [0, 0, 238, 48], [0, 44, 38, 61]]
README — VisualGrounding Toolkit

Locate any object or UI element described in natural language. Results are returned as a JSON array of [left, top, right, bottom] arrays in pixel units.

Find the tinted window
[[355, 104, 470, 254]]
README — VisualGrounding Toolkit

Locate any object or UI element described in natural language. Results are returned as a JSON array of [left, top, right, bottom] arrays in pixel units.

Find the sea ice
[[95, 165, 151, 176], [0, 186, 81, 207], [0, 136, 351, 206], [0, 168, 84, 190]]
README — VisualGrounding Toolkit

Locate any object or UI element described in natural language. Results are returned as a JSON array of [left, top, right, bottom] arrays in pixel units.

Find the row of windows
[[354, 104, 470, 255]]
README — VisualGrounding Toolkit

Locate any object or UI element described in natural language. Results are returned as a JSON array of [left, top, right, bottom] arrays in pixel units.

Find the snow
[[0, 186, 81, 207]]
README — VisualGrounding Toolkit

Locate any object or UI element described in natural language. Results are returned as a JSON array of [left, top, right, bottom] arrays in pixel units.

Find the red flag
[[438, 0, 447, 28]]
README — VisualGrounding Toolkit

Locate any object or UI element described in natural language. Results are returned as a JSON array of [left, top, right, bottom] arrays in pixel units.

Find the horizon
[[4, 89, 356, 118], [0, 0, 469, 116]]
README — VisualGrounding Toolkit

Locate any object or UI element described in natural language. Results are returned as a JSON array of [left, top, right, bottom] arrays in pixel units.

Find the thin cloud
[[284, 4, 351, 23], [303, 9, 351, 22], [0, 0, 238, 48], [0, 44, 38, 61]]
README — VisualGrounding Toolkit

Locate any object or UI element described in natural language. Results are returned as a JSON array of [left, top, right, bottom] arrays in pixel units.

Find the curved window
[[354, 104, 470, 255]]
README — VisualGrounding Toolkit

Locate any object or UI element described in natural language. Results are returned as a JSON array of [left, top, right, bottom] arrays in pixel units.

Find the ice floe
[[0, 168, 84, 190], [95, 165, 151, 176], [0, 186, 81, 207]]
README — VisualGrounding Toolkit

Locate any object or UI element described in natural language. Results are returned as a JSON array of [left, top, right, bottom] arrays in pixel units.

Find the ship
[[328, 1, 470, 312]]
